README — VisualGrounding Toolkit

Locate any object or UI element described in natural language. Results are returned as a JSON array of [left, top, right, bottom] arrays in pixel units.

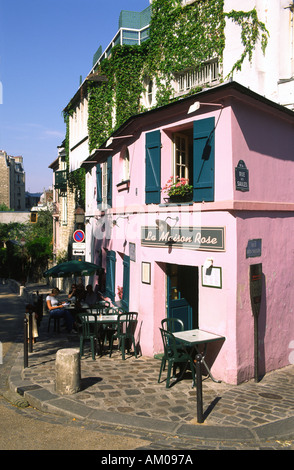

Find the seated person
[[76, 277, 86, 302], [46, 288, 75, 333], [68, 283, 77, 304], [85, 284, 98, 307]]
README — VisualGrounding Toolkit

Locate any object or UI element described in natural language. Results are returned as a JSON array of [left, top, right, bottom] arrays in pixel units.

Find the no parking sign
[[73, 230, 85, 256], [73, 230, 85, 243]]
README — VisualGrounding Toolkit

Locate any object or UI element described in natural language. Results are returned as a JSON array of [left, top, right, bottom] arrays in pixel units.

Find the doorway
[[167, 264, 199, 330]]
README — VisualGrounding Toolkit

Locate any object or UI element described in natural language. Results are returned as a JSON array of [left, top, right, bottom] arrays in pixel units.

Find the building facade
[[0, 151, 26, 211], [83, 82, 294, 384], [53, 1, 294, 382], [49, 145, 76, 265]]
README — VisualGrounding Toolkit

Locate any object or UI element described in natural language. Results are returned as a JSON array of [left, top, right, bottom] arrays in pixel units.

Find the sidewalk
[[3, 283, 294, 447]]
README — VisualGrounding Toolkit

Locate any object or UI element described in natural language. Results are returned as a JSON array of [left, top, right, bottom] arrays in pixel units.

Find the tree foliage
[[0, 210, 53, 282]]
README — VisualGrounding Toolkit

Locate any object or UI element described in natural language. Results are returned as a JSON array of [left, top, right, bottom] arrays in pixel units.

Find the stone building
[[0, 150, 26, 211], [49, 144, 76, 266]]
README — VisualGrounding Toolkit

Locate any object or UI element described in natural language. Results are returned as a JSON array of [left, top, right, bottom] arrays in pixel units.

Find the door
[[167, 264, 198, 330]]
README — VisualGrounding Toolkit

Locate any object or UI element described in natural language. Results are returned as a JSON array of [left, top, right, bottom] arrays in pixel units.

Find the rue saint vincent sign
[[141, 226, 225, 252]]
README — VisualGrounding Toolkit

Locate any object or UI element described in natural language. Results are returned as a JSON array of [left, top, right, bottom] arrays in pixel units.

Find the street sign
[[73, 248, 86, 256], [72, 242, 85, 250], [73, 230, 85, 243]]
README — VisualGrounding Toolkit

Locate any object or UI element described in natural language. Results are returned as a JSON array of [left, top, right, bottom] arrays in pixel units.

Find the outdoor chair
[[109, 312, 138, 360], [47, 314, 61, 333], [100, 307, 122, 349], [78, 313, 102, 360], [161, 317, 184, 333], [158, 328, 195, 388], [90, 305, 105, 315], [161, 317, 187, 355], [95, 300, 110, 309]]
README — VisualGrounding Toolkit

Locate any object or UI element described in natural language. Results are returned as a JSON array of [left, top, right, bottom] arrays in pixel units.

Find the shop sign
[[141, 226, 225, 252], [235, 160, 249, 192]]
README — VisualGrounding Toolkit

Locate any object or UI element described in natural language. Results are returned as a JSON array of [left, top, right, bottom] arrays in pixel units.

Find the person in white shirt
[[46, 288, 75, 333]]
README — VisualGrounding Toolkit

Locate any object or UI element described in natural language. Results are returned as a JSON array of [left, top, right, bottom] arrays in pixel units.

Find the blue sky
[[0, 0, 149, 193]]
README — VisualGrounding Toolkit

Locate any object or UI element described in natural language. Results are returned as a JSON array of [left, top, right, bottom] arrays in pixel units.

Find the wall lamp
[[112, 215, 129, 227], [155, 216, 179, 231], [85, 211, 105, 224], [74, 206, 85, 224], [188, 101, 223, 114]]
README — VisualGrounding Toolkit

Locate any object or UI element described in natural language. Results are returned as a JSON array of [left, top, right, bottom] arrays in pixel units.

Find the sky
[[0, 0, 149, 193]]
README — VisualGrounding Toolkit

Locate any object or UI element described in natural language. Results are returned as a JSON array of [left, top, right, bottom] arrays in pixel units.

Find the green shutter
[[107, 155, 112, 207], [145, 130, 161, 204], [193, 117, 215, 202], [106, 250, 116, 301], [122, 255, 130, 311], [96, 164, 102, 206]]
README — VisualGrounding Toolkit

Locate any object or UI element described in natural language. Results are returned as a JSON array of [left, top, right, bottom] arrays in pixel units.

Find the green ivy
[[63, 110, 86, 208], [66, 0, 269, 195], [86, 0, 268, 148]]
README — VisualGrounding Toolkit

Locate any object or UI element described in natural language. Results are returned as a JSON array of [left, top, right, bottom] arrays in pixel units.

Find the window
[[122, 148, 130, 181], [147, 80, 153, 106], [97, 155, 112, 209], [173, 130, 193, 184], [168, 118, 215, 203], [174, 133, 189, 180], [61, 195, 67, 225], [142, 77, 155, 108]]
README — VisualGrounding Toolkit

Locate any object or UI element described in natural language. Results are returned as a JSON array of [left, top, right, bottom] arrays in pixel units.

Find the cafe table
[[87, 313, 118, 324], [173, 329, 225, 383]]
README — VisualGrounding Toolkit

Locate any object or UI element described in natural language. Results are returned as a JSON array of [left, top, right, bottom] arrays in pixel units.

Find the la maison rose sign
[[141, 226, 225, 252]]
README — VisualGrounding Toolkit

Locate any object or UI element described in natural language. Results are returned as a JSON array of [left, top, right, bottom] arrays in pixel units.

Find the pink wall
[[92, 86, 294, 384], [236, 213, 294, 382]]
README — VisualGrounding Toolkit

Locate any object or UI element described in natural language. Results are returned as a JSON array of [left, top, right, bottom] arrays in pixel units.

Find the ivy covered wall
[[65, 0, 268, 196], [87, 0, 268, 151]]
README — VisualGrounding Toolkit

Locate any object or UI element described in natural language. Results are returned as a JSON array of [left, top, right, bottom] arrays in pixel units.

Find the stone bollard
[[55, 348, 81, 395]]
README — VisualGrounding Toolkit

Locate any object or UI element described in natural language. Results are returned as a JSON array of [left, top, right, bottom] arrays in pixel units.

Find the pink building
[[83, 82, 294, 384]]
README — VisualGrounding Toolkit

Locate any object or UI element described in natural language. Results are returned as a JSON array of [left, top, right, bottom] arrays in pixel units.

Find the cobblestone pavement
[[2, 283, 294, 450], [10, 322, 294, 450]]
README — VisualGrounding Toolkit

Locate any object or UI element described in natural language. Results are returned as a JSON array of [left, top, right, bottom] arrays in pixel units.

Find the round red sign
[[73, 230, 85, 243]]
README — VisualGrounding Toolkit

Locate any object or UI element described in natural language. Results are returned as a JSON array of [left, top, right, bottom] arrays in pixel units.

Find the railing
[[177, 58, 220, 92]]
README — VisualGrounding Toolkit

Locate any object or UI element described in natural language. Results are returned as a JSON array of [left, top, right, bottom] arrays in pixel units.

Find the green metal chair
[[90, 302, 109, 315], [78, 313, 102, 360], [161, 317, 184, 333], [102, 307, 122, 349], [158, 328, 195, 388], [109, 312, 138, 360], [94, 300, 110, 309]]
